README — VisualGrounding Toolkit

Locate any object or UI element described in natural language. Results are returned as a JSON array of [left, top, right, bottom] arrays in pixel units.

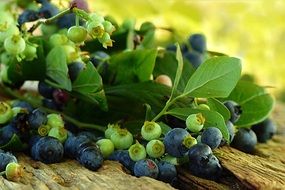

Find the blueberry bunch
[[166, 33, 207, 69]]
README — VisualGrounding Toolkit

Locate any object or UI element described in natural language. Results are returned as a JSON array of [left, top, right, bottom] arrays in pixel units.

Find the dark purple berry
[[31, 136, 64, 164], [188, 143, 222, 179], [231, 128, 257, 153], [184, 51, 203, 69], [52, 89, 69, 105], [12, 100, 33, 113], [38, 81, 55, 99], [201, 127, 223, 149], [77, 146, 103, 171], [188, 34, 207, 53], [224, 100, 242, 124], [157, 161, 177, 184], [42, 98, 60, 110], [0, 124, 19, 145], [251, 118, 276, 143], [163, 128, 191, 157], [18, 10, 39, 26], [108, 150, 135, 172], [134, 159, 159, 179], [28, 108, 47, 129], [38, 1, 59, 19]]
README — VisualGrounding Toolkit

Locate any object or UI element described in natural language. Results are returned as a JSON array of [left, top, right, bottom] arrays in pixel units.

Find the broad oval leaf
[[184, 56, 241, 98], [45, 46, 72, 91], [72, 62, 107, 111], [166, 108, 229, 142], [225, 81, 274, 126], [108, 49, 157, 84]]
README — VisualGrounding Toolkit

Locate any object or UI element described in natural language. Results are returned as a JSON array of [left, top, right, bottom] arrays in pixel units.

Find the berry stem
[[75, 14, 80, 27], [0, 85, 106, 132], [151, 93, 186, 122], [28, 7, 90, 34]]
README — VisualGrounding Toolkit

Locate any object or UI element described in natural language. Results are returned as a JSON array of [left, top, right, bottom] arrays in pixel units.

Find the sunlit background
[[55, 0, 285, 101]]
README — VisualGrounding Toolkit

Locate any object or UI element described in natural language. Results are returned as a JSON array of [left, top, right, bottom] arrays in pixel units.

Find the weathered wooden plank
[[1, 155, 175, 190]]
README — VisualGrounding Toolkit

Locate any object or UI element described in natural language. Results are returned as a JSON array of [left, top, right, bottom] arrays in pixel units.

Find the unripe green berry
[[146, 140, 165, 158], [48, 127, 68, 143], [186, 113, 205, 133], [110, 128, 133, 150], [22, 43, 37, 61], [4, 34, 26, 55], [49, 34, 69, 47], [141, 121, 162, 141], [89, 13, 105, 23], [182, 135, 197, 148], [0, 24, 19, 43], [47, 113, 64, 128], [0, 101, 13, 124], [128, 141, 146, 161], [96, 138, 115, 158], [102, 21, 115, 35], [67, 26, 88, 43], [5, 162, 23, 182], [197, 104, 210, 111], [105, 123, 120, 139]]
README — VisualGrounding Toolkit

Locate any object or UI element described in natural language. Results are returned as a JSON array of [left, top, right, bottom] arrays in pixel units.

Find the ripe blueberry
[[201, 127, 223, 149], [251, 118, 276, 143], [223, 100, 242, 124], [133, 159, 159, 179], [231, 128, 257, 153], [188, 34, 207, 53]]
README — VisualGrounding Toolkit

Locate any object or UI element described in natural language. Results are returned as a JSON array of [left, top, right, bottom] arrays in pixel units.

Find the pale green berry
[[128, 141, 146, 161], [96, 138, 115, 158], [0, 101, 13, 124], [22, 43, 37, 61], [48, 127, 68, 143], [49, 34, 69, 47], [4, 35, 26, 55], [102, 21, 115, 35], [141, 121, 161, 141], [197, 104, 210, 111], [5, 162, 23, 182], [89, 13, 105, 23], [186, 113, 205, 133], [47, 113, 64, 128], [110, 128, 133, 150], [146, 140, 165, 158], [105, 123, 120, 139], [0, 23, 19, 43], [67, 26, 88, 43]]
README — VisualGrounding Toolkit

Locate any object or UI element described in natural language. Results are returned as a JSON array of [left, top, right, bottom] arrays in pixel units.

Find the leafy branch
[[0, 84, 106, 132]]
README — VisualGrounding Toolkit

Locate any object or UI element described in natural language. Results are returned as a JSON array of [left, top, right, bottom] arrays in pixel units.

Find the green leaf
[[166, 108, 229, 142], [45, 46, 71, 91], [158, 122, 172, 135], [207, 98, 230, 121], [137, 22, 156, 49], [72, 62, 108, 111], [0, 134, 27, 151], [153, 52, 195, 92], [183, 56, 241, 98], [225, 81, 275, 126], [108, 49, 157, 84], [170, 43, 183, 99]]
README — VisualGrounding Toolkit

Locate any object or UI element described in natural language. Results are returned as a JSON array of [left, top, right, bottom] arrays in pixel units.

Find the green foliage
[[184, 56, 241, 98], [225, 80, 275, 126], [72, 62, 108, 111], [107, 49, 157, 84], [45, 46, 72, 91], [207, 98, 230, 120], [0, 134, 27, 151]]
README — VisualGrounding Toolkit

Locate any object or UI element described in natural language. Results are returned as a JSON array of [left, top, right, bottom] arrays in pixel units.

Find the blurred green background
[[67, 0, 285, 100]]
